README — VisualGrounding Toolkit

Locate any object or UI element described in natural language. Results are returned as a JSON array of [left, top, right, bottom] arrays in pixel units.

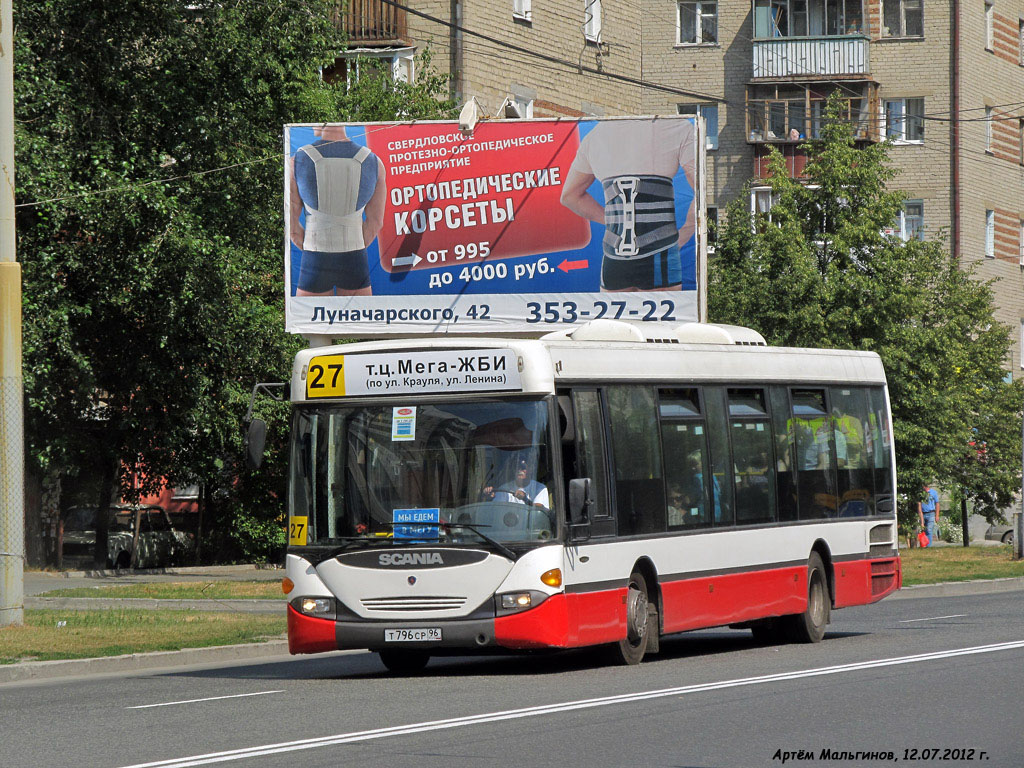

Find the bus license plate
[[384, 628, 441, 642]]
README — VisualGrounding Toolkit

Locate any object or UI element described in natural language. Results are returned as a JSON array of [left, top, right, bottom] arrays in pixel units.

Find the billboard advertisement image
[[285, 116, 704, 336]]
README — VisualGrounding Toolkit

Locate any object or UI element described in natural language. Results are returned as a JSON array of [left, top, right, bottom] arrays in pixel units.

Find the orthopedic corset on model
[[301, 144, 372, 253], [601, 175, 677, 260]]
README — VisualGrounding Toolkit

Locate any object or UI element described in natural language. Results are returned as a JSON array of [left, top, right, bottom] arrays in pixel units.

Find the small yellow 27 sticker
[[306, 355, 345, 398], [289, 516, 308, 546]]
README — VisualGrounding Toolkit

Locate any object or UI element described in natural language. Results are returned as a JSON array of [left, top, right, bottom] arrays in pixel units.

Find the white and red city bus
[[281, 320, 901, 672]]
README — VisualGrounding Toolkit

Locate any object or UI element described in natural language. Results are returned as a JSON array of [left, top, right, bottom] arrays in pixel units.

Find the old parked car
[[984, 522, 1014, 546], [61, 505, 195, 569]]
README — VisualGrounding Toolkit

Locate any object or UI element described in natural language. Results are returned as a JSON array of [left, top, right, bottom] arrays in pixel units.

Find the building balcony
[[338, 0, 407, 44], [752, 35, 870, 80]]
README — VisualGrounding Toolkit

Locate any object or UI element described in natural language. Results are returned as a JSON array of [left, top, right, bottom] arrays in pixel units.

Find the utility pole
[[0, 0, 24, 627]]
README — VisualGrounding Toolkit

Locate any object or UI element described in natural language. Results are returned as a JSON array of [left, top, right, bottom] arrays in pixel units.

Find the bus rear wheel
[[378, 649, 430, 674], [611, 571, 651, 665], [783, 552, 830, 643]]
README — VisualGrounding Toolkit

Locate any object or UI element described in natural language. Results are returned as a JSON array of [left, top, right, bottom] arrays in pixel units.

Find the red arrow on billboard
[[557, 259, 589, 273]]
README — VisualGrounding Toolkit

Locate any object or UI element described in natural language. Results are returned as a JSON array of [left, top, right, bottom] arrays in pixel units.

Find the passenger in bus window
[[800, 422, 831, 470], [667, 488, 687, 527], [482, 459, 550, 512]]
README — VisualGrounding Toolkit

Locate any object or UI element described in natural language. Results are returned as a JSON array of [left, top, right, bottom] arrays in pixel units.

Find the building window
[[513, 0, 531, 20], [750, 188, 780, 225], [584, 0, 602, 42], [882, 0, 923, 37], [1020, 119, 1024, 164], [392, 51, 414, 83], [1019, 19, 1024, 64], [707, 206, 719, 252], [884, 201, 923, 240], [1019, 220, 1024, 265], [753, 0, 864, 36], [985, 210, 995, 258], [986, 2, 995, 50], [986, 106, 994, 151], [901, 200, 924, 240], [678, 1, 718, 44], [678, 103, 719, 149], [330, 49, 415, 88], [884, 98, 924, 143], [171, 484, 201, 500]]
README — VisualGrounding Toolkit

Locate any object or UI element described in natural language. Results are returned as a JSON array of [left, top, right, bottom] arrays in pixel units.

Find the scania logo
[[378, 552, 444, 566]]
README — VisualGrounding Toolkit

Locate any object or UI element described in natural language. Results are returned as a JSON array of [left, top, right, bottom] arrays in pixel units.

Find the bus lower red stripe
[[833, 557, 901, 607], [287, 604, 339, 655], [495, 593, 572, 649], [660, 566, 807, 633], [566, 589, 626, 646]]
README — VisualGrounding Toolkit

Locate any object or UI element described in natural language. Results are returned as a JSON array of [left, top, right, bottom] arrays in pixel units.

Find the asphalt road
[[2, 587, 1022, 768]]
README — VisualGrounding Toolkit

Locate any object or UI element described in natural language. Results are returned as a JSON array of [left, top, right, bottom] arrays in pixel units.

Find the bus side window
[[728, 388, 776, 525], [830, 386, 873, 517], [770, 386, 798, 522], [791, 388, 838, 519], [571, 390, 612, 530], [703, 387, 735, 526], [869, 387, 895, 514], [659, 388, 712, 530], [606, 386, 666, 536]]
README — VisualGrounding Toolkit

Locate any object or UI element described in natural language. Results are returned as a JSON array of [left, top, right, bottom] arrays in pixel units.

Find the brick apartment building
[[338, 0, 1024, 370]]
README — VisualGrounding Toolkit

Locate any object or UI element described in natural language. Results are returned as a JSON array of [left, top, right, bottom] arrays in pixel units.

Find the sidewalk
[[24, 563, 282, 597]]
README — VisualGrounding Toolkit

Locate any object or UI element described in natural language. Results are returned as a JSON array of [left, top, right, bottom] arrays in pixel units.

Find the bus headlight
[[495, 590, 548, 615], [293, 596, 336, 619], [502, 593, 533, 609]]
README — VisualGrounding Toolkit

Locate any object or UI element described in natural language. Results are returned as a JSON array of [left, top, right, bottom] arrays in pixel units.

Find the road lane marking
[[898, 614, 968, 624], [118, 640, 1024, 768], [126, 691, 285, 710]]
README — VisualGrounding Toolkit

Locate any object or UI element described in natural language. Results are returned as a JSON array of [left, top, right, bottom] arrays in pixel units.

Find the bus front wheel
[[783, 552, 830, 643], [378, 649, 430, 674], [611, 571, 651, 665]]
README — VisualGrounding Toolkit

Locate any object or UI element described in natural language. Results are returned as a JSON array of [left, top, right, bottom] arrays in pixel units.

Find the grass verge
[[0, 609, 285, 665], [36, 581, 283, 600], [900, 544, 1024, 586]]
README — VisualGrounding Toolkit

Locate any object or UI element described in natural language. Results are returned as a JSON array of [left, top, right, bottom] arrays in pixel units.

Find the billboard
[[285, 116, 705, 336]]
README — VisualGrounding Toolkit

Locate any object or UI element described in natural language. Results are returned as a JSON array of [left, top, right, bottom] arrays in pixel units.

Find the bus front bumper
[[287, 593, 571, 654]]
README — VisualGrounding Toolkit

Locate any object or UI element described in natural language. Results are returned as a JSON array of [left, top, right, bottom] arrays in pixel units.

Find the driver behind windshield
[[481, 459, 550, 512]]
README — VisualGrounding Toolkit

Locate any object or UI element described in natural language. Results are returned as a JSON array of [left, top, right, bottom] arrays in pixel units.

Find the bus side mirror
[[569, 478, 590, 525], [245, 418, 267, 470]]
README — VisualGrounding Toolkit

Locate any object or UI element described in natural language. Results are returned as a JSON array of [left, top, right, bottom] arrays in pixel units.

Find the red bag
[[917, 531, 930, 548]]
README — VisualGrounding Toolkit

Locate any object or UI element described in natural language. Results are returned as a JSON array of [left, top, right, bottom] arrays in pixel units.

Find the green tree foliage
[[709, 99, 1022, 530], [15, 0, 454, 563]]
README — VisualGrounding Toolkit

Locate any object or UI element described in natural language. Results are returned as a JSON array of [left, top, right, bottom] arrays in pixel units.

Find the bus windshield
[[290, 398, 557, 548]]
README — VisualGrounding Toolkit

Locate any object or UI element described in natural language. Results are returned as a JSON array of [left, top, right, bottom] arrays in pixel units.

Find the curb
[[0, 640, 292, 685], [891, 575, 1024, 599]]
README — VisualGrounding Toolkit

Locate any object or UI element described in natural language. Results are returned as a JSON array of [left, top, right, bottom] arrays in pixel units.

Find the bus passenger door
[[562, 388, 623, 646], [566, 389, 613, 536]]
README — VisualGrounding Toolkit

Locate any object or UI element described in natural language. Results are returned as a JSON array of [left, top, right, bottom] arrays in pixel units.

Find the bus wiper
[[441, 523, 518, 561], [374, 521, 518, 561]]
